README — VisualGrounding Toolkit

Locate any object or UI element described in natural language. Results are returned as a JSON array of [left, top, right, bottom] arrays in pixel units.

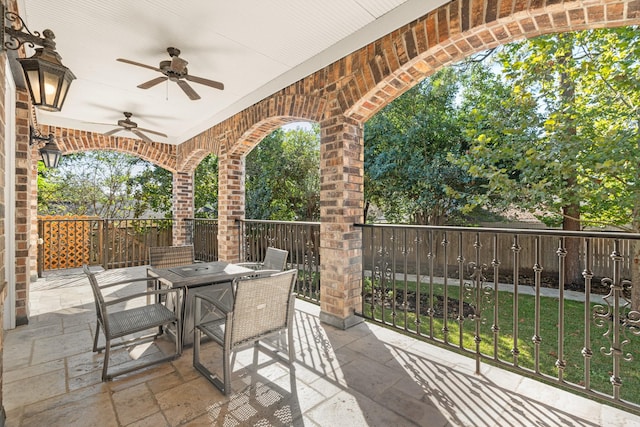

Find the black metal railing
[[356, 223, 640, 412], [239, 219, 321, 303], [185, 218, 219, 261]]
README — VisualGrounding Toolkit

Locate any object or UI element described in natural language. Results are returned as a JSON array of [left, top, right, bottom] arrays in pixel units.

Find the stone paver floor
[[3, 266, 640, 426]]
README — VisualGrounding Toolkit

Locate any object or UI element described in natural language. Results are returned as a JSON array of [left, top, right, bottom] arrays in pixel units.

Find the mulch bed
[[365, 291, 475, 318]]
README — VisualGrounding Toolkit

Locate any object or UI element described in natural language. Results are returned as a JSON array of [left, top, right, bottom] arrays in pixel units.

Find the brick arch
[[177, 135, 222, 172], [44, 125, 177, 172], [232, 116, 317, 157], [335, 0, 640, 122], [180, 148, 212, 173], [184, 94, 326, 161]]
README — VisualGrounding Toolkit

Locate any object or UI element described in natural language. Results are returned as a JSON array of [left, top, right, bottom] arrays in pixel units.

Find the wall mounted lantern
[[30, 126, 61, 168], [1, 5, 75, 112]]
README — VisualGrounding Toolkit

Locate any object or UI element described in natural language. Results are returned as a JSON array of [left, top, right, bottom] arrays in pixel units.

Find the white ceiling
[[19, 0, 445, 145]]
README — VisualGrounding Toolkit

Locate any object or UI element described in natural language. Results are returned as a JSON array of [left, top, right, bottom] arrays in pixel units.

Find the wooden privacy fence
[[361, 225, 634, 281], [38, 217, 174, 275]]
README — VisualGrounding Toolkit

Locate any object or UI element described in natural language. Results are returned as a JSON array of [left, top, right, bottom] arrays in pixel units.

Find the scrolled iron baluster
[[457, 233, 465, 348], [511, 235, 521, 366], [532, 236, 543, 374], [555, 238, 567, 381], [427, 230, 435, 338], [592, 240, 639, 401], [467, 261, 487, 374], [442, 232, 450, 344], [620, 280, 640, 363], [491, 234, 500, 361], [415, 231, 422, 334], [582, 238, 593, 391], [372, 265, 382, 306], [389, 228, 398, 326]]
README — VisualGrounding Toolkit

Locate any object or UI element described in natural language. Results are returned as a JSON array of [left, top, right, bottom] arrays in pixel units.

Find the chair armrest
[[103, 287, 180, 307], [98, 276, 159, 289]]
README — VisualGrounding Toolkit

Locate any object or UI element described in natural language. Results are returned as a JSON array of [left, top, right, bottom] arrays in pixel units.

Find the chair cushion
[[107, 304, 176, 338]]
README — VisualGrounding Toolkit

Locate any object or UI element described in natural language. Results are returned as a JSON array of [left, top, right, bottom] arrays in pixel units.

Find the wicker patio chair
[[83, 265, 182, 381], [148, 245, 195, 268], [236, 247, 288, 272], [147, 245, 195, 307], [192, 269, 298, 395]]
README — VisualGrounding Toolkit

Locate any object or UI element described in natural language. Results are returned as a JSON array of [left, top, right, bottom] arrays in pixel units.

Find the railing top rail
[[38, 218, 100, 221], [100, 218, 174, 221], [238, 219, 321, 226], [354, 223, 640, 240]]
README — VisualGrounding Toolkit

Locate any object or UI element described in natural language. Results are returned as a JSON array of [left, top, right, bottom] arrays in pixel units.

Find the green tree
[[194, 154, 219, 217], [130, 165, 173, 218], [364, 68, 480, 225], [246, 125, 320, 220], [38, 151, 150, 218], [454, 27, 639, 286]]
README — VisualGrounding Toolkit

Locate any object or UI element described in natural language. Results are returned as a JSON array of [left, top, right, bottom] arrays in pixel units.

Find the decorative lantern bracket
[[29, 126, 53, 146], [1, 5, 57, 53]]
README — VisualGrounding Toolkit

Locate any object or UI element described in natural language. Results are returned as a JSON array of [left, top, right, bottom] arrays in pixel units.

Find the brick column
[[217, 152, 244, 263], [29, 149, 38, 281], [14, 89, 30, 325], [318, 114, 364, 329], [172, 171, 193, 246]]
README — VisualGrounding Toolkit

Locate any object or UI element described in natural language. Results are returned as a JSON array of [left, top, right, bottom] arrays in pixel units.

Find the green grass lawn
[[363, 279, 640, 404]]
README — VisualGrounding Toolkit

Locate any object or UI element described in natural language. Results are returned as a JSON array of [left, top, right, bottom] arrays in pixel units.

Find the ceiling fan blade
[[137, 127, 168, 138], [104, 128, 124, 136], [138, 76, 168, 89], [176, 80, 201, 100], [131, 129, 153, 143], [117, 58, 161, 72], [185, 74, 224, 90]]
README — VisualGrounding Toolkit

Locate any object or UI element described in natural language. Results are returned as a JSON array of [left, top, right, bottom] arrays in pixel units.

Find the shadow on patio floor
[[2, 266, 638, 426]]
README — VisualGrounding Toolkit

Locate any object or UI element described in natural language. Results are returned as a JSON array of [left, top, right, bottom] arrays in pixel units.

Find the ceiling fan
[[117, 47, 224, 100], [98, 112, 167, 143]]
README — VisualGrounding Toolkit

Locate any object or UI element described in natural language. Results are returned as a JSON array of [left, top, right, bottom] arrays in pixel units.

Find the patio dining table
[[147, 261, 254, 346]]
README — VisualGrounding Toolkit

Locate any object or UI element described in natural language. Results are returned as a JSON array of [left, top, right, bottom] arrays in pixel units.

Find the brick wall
[[217, 153, 244, 262], [172, 171, 194, 245], [14, 89, 29, 325]]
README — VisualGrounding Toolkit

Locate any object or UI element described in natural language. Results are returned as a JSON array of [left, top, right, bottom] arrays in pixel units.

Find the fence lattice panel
[[39, 216, 98, 270]]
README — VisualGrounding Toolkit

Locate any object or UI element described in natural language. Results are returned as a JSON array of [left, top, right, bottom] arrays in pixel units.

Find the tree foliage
[[246, 125, 320, 220], [130, 165, 173, 218], [38, 151, 150, 218], [364, 67, 481, 225], [194, 154, 219, 217], [454, 27, 640, 230]]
